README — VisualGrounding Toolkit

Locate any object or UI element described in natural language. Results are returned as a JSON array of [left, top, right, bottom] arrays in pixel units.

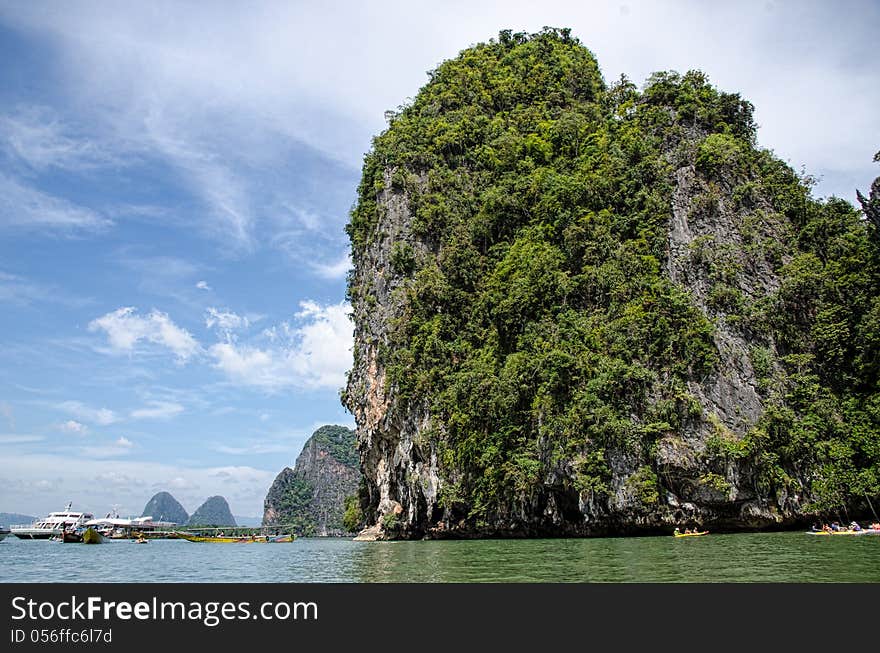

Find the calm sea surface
[[2, 532, 879, 583]]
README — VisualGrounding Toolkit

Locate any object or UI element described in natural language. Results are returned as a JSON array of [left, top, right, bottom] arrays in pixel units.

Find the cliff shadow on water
[[343, 28, 880, 540]]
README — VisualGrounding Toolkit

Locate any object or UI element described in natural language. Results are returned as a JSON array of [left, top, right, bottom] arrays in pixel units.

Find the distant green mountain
[[141, 491, 189, 524], [188, 496, 236, 527]]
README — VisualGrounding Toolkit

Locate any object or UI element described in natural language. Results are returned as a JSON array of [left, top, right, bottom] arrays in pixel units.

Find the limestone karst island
[[342, 28, 880, 540]]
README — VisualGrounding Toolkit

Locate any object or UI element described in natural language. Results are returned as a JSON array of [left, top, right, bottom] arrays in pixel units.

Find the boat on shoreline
[[11, 503, 93, 540]]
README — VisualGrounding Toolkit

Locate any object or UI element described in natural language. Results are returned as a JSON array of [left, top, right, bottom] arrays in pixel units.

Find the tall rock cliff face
[[344, 29, 880, 539], [188, 496, 236, 527], [141, 491, 189, 524], [262, 425, 360, 536]]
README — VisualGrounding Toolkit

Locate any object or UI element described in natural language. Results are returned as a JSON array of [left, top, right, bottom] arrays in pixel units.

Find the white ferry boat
[[11, 503, 94, 540]]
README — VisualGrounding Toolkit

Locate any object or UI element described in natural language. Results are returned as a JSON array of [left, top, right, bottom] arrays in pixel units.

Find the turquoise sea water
[[1, 532, 878, 583]]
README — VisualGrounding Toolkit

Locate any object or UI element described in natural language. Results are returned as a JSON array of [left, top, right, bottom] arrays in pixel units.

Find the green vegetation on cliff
[[345, 28, 880, 532]]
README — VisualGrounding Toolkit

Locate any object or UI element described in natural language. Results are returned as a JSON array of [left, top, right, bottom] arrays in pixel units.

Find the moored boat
[[181, 531, 296, 543], [267, 534, 294, 543], [82, 526, 103, 544], [62, 530, 83, 543], [12, 503, 94, 540], [181, 534, 246, 543]]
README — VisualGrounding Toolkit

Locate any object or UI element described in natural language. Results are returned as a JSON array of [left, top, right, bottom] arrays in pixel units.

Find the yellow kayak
[[674, 531, 709, 537], [806, 530, 867, 536]]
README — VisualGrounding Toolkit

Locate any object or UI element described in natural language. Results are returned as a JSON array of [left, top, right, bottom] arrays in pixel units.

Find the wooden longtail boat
[[181, 533, 296, 543]]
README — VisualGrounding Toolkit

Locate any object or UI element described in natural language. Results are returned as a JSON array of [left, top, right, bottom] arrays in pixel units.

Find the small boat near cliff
[[806, 529, 880, 536], [673, 530, 709, 538]]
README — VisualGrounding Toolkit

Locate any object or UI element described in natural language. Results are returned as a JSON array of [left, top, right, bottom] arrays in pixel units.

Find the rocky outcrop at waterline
[[343, 28, 880, 539], [141, 491, 189, 524], [262, 425, 361, 536], [188, 496, 236, 527]]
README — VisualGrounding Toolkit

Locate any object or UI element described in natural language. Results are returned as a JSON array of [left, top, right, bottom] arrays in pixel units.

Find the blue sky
[[1, 1, 877, 519]]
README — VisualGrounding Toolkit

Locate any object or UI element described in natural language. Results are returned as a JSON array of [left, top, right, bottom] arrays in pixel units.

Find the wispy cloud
[[195, 280, 211, 291], [209, 300, 352, 391], [0, 433, 44, 444], [0, 270, 94, 307], [0, 401, 14, 430], [57, 400, 119, 426], [0, 105, 120, 171], [130, 401, 183, 420], [0, 173, 111, 232], [212, 441, 295, 455], [88, 307, 201, 362]]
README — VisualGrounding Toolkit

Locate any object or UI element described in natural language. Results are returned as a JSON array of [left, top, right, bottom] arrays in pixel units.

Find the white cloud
[[130, 401, 184, 420], [166, 476, 198, 491], [209, 300, 352, 391], [4, 1, 875, 206], [80, 438, 135, 458], [88, 306, 201, 361], [59, 419, 88, 435], [311, 253, 352, 280], [0, 173, 111, 232], [196, 280, 211, 290], [58, 400, 119, 426], [205, 307, 250, 341]]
